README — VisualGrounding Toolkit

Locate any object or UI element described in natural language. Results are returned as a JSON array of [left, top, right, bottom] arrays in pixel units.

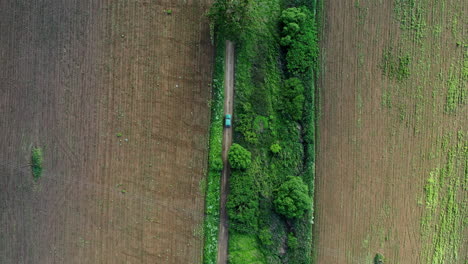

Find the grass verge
[[202, 39, 225, 264]]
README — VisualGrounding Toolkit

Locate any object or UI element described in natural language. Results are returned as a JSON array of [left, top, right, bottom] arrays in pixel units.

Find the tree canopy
[[273, 176, 311, 219], [279, 7, 318, 74], [207, 0, 251, 39], [229, 143, 252, 169]]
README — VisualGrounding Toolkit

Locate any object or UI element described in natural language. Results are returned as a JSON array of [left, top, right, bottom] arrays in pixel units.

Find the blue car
[[225, 114, 232, 128]]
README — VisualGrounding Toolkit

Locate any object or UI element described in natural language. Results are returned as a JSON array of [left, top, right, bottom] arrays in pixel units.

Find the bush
[[235, 103, 259, 144], [207, 0, 251, 39], [258, 227, 273, 246], [31, 147, 43, 180], [227, 171, 259, 233], [211, 156, 224, 171], [374, 253, 385, 264], [280, 7, 319, 74], [287, 233, 299, 249], [280, 8, 306, 45], [228, 143, 252, 169], [270, 143, 282, 154], [281, 78, 305, 120], [274, 176, 311, 219]]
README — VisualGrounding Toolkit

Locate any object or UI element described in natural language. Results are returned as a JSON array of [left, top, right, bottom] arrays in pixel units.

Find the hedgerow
[[205, 0, 320, 263], [202, 38, 225, 264]]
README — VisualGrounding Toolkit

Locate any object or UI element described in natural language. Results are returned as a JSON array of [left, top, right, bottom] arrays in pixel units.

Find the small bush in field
[[374, 253, 385, 264], [31, 147, 43, 180]]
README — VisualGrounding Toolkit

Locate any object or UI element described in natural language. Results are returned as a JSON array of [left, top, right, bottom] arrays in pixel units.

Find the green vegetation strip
[[202, 39, 225, 264], [207, 0, 320, 263]]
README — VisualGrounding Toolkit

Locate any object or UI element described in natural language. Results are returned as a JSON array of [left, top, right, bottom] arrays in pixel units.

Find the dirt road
[[217, 40, 235, 264]]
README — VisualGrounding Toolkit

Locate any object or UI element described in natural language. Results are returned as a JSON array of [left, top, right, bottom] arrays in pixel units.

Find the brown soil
[[0, 1, 213, 263], [315, 0, 466, 263]]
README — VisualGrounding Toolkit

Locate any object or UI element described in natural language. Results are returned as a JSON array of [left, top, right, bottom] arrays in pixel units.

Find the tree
[[273, 176, 311, 219], [279, 7, 319, 74], [281, 78, 305, 120], [211, 156, 223, 171], [280, 7, 306, 46], [228, 143, 252, 169], [207, 0, 251, 39]]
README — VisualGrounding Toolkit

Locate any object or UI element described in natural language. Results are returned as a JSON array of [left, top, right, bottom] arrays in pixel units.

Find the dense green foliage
[[280, 7, 319, 74], [227, 170, 259, 233], [270, 143, 281, 154], [31, 147, 43, 180], [228, 143, 252, 169], [208, 0, 251, 40], [202, 40, 225, 264], [207, 0, 319, 263], [281, 78, 305, 120], [287, 233, 299, 249], [374, 253, 385, 264], [274, 176, 311, 218]]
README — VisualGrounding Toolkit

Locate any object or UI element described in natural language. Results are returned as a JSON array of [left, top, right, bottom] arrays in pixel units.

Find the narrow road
[[217, 40, 234, 264]]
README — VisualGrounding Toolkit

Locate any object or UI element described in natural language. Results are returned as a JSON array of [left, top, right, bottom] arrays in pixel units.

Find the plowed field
[[315, 0, 467, 263], [0, 1, 213, 263]]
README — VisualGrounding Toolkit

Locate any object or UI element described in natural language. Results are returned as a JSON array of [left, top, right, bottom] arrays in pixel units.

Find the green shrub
[[31, 147, 43, 180], [258, 227, 273, 246], [207, 0, 251, 39], [273, 176, 311, 218], [270, 143, 282, 154], [374, 253, 385, 264], [253, 116, 269, 133], [229, 143, 252, 169], [280, 8, 306, 45], [281, 78, 305, 120], [287, 233, 299, 249], [280, 7, 319, 74], [396, 55, 411, 80], [211, 156, 224, 171]]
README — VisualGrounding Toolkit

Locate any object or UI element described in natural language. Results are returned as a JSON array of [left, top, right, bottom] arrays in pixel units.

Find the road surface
[[217, 40, 234, 264]]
